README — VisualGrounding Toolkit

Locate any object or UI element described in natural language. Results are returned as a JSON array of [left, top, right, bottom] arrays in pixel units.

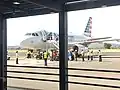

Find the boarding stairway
[[51, 41, 59, 49], [41, 30, 48, 42], [41, 30, 59, 49]]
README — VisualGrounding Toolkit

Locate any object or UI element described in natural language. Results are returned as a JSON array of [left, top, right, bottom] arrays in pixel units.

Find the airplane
[[20, 17, 120, 52]]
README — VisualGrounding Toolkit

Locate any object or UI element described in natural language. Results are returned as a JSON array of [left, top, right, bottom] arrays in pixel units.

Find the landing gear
[[36, 54, 42, 59], [28, 49, 33, 53], [26, 49, 33, 58], [36, 49, 43, 60]]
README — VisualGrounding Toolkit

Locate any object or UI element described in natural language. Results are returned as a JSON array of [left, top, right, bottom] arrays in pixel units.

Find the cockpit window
[[35, 33, 38, 36], [25, 33, 39, 36], [25, 33, 31, 36], [31, 33, 39, 36], [39, 32, 42, 36], [32, 33, 35, 36]]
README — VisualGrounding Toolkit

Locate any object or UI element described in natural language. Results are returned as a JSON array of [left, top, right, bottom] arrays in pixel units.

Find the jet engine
[[72, 45, 79, 51], [72, 45, 88, 53]]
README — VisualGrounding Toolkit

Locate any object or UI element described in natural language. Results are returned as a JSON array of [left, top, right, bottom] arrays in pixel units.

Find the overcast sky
[[7, 5, 120, 46]]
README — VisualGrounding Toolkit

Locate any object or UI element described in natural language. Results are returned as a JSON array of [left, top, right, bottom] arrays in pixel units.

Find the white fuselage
[[20, 33, 89, 50]]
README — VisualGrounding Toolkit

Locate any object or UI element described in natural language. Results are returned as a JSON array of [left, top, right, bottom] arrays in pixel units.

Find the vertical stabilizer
[[84, 17, 92, 37]]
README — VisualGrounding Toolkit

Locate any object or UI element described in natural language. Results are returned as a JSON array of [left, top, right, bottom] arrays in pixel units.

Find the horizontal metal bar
[[7, 65, 59, 69], [7, 65, 120, 73], [7, 76, 59, 82], [8, 86, 40, 90], [7, 70, 59, 76], [66, 0, 120, 11], [7, 76, 120, 89], [4, 8, 57, 19], [68, 68, 120, 73], [68, 74, 120, 81], [7, 71, 120, 81], [68, 81, 120, 89]]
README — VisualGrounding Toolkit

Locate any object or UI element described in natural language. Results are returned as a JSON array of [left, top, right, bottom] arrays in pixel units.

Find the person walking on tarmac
[[68, 50, 71, 61], [43, 51, 48, 66], [81, 50, 85, 62], [50, 50, 53, 61], [26, 51, 31, 59], [53, 51, 57, 61], [87, 50, 90, 60], [98, 50, 102, 62], [74, 50, 78, 61], [90, 50, 94, 61], [16, 51, 19, 64]]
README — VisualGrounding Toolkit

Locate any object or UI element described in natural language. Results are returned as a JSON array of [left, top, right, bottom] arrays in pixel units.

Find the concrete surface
[[8, 50, 120, 59], [8, 87, 23, 90]]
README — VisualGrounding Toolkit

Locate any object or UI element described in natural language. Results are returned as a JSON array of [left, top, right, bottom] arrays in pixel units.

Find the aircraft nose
[[20, 39, 31, 48], [20, 37, 40, 48]]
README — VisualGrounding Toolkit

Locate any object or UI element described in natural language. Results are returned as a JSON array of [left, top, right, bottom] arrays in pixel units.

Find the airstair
[[41, 30, 48, 42], [43, 31, 59, 49], [51, 41, 59, 49]]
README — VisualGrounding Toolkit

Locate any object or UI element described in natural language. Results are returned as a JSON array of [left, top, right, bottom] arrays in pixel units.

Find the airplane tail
[[84, 17, 92, 38]]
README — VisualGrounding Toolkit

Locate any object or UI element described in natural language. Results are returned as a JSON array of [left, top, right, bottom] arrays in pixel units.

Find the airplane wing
[[69, 39, 120, 46], [90, 39, 120, 43], [87, 37, 112, 41]]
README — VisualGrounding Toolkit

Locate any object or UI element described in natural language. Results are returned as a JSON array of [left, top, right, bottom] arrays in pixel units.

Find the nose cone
[[20, 37, 41, 49]]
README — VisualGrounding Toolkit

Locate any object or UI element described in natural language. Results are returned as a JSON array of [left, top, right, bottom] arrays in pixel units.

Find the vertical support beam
[[3, 15, 7, 90], [59, 3, 68, 90], [0, 14, 7, 90]]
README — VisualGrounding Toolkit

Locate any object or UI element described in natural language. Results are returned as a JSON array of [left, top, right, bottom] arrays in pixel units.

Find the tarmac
[[8, 51, 120, 59], [7, 56, 120, 90]]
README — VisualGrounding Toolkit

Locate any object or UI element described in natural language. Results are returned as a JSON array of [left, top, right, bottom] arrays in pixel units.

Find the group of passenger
[[68, 49, 78, 61], [42, 50, 59, 66], [82, 49, 102, 62], [25, 49, 59, 66], [68, 49, 102, 62], [15, 49, 102, 66], [49, 50, 59, 61]]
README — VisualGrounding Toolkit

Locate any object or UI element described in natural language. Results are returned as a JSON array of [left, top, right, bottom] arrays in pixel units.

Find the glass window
[[32, 33, 35, 36], [39, 31, 42, 36], [25, 33, 31, 36], [36, 33, 39, 36], [34, 33, 39, 36]]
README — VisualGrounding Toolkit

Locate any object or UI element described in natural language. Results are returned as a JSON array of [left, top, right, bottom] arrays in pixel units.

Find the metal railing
[[7, 65, 120, 89]]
